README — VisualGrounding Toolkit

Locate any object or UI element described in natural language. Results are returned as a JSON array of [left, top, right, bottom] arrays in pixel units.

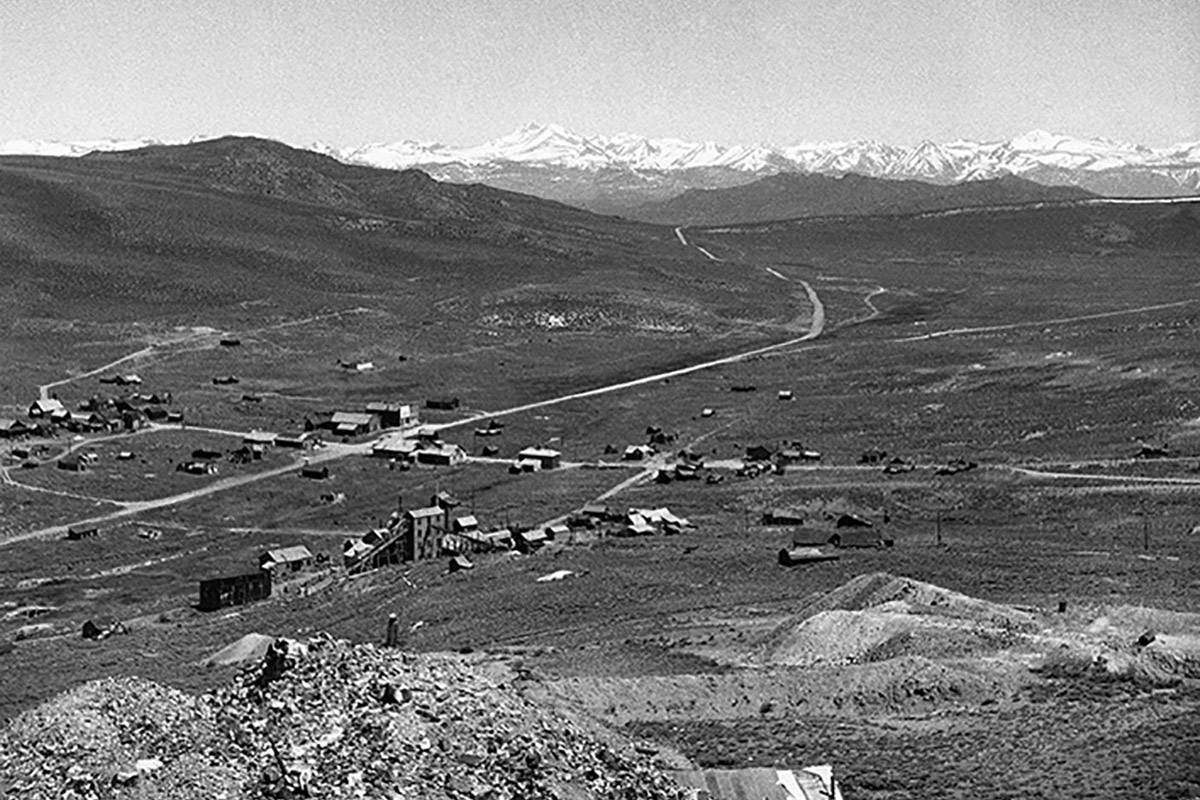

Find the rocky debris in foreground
[[0, 635, 688, 800]]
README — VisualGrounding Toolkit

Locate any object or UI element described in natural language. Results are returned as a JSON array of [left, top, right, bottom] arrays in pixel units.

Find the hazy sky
[[1, 0, 1197, 146]]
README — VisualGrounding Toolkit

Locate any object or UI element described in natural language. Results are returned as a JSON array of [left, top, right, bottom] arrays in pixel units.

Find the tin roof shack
[[425, 397, 460, 410], [365, 402, 417, 429], [28, 398, 66, 418], [327, 411, 378, 437], [517, 447, 561, 470], [198, 571, 272, 612], [260, 545, 314, 573], [66, 525, 99, 541]]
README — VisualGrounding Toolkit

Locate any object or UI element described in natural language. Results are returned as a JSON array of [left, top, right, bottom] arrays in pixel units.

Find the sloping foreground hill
[[0, 636, 687, 800], [629, 172, 1094, 226]]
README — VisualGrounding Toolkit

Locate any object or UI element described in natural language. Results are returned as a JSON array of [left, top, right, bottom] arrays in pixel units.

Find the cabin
[[300, 465, 330, 480], [242, 430, 277, 448], [327, 411, 377, 437], [425, 397, 460, 410], [581, 503, 611, 520], [28, 398, 65, 418], [545, 522, 570, 539], [192, 447, 223, 460], [517, 447, 561, 470], [144, 407, 168, 421], [198, 571, 272, 611], [836, 512, 873, 529], [365, 402, 416, 429], [623, 444, 655, 461], [57, 455, 87, 472], [66, 525, 99, 541], [0, 419, 30, 438], [259, 545, 314, 572], [276, 433, 313, 449], [415, 443, 466, 466]]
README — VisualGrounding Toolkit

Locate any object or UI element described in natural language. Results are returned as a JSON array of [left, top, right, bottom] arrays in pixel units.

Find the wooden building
[[198, 571, 272, 611]]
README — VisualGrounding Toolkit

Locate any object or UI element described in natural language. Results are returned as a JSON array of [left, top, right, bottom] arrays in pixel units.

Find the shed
[[514, 529, 547, 553], [57, 455, 87, 472], [67, 525, 99, 541], [545, 523, 570, 539], [211, 375, 240, 385], [300, 465, 330, 480], [165, 411, 185, 423], [778, 390, 794, 400], [778, 547, 840, 566], [259, 545, 314, 572], [198, 571, 272, 611], [623, 444, 655, 461], [192, 447, 223, 460], [425, 397, 460, 410], [219, 337, 241, 347], [453, 515, 479, 534], [836, 513, 873, 529], [581, 503, 610, 519], [517, 447, 561, 470]]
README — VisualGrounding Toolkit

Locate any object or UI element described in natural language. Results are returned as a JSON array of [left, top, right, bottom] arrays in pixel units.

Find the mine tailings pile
[[0, 636, 690, 799]]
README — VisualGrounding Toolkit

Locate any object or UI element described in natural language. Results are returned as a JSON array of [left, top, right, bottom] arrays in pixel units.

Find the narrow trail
[[894, 299, 1196, 343]]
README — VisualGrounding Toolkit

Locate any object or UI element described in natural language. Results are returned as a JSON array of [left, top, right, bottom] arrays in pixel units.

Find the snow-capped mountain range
[[4, 124, 1199, 211]]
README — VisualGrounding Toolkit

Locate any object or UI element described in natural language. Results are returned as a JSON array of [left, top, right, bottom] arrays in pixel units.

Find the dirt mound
[[798, 572, 1038, 631], [0, 636, 687, 799], [199, 632, 275, 668], [550, 657, 1017, 724], [756, 573, 1040, 669]]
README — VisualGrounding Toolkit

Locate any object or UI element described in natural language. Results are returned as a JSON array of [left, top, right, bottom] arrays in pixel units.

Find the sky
[[1, 0, 1197, 147]]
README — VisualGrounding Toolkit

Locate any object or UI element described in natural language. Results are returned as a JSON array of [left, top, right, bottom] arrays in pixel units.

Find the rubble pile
[[0, 635, 689, 800]]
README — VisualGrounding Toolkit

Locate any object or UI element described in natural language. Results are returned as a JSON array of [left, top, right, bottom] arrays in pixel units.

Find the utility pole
[[1143, 514, 1150, 552], [935, 511, 942, 546]]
